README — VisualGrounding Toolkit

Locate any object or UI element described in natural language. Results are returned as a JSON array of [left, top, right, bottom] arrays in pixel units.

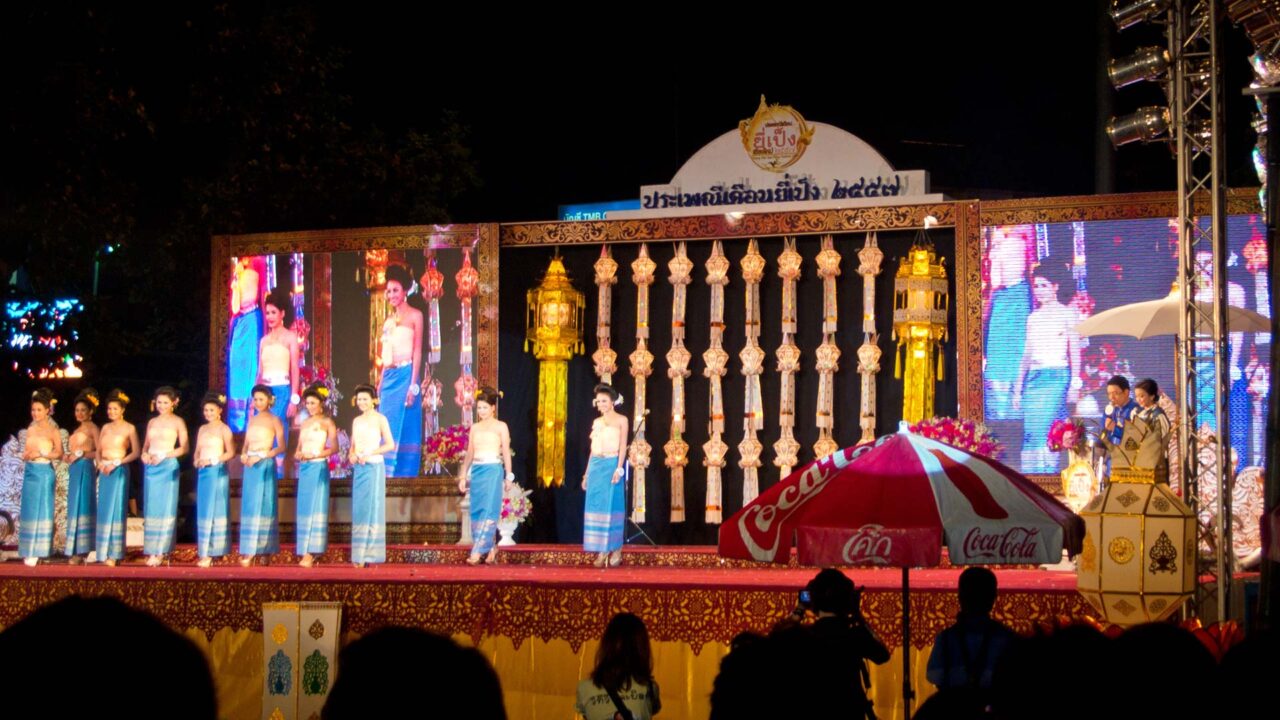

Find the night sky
[[0, 2, 1266, 424], [2, 3, 1263, 225]]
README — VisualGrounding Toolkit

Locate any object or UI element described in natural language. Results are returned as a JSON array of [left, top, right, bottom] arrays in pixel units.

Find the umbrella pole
[[902, 565, 913, 720]]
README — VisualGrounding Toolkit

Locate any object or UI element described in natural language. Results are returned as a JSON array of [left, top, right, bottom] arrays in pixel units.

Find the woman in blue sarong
[[348, 384, 395, 568], [377, 265, 423, 478], [228, 256, 264, 433], [194, 392, 235, 567], [1012, 262, 1081, 474], [239, 385, 285, 566], [457, 386, 514, 565], [582, 384, 630, 568], [294, 383, 337, 567], [141, 386, 189, 567], [20, 388, 62, 567], [257, 289, 300, 475], [63, 388, 101, 563], [96, 389, 140, 566]]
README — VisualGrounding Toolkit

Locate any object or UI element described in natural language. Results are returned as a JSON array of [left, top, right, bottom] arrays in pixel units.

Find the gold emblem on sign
[[1080, 533, 1097, 572], [1116, 489, 1141, 508], [1109, 537, 1136, 564], [309, 619, 325, 640], [272, 623, 289, 645], [1152, 497, 1170, 512], [270, 709, 285, 720], [739, 95, 815, 172], [1149, 598, 1168, 615]]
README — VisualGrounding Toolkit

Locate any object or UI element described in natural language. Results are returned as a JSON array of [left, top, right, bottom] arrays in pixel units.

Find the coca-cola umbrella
[[719, 426, 1084, 717]]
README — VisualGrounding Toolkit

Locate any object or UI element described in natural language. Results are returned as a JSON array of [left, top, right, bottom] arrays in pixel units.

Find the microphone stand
[[625, 411, 657, 546]]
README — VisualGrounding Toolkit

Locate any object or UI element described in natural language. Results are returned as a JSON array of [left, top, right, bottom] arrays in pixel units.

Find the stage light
[[1109, 46, 1170, 89], [1106, 106, 1171, 147], [1111, 0, 1172, 30]]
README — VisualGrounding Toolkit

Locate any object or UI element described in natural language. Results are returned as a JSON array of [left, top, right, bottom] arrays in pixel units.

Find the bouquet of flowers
[[329, 430, 353, 478], [909, 417, 1003, 459], [501, 485, 533, 525], [1046, 418, 1086, 452], [298, 365, 343, 417], [424, 424, 470, 467]]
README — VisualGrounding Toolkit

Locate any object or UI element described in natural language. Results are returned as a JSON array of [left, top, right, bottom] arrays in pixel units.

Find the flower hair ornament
[[317, 387, 329, 398], [85, 394, 100, 408], [118, 392, 131, 404], [218, 394, 226, 404]]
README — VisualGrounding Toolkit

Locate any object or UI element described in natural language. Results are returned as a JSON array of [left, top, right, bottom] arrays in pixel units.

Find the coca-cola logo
[[961, 527, 1041, 561], [736, 448, 856, 561], [842, 524, 893, 564]]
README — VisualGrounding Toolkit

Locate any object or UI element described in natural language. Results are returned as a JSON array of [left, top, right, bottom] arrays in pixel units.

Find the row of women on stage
[[18, 382, 393, 568], [18, 381, 633, 569]]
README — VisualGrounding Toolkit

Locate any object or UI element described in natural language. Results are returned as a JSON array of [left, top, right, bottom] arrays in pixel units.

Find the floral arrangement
[[329, 430, 353, 478], [909, 417, 1003, 459], [298, 365, 343, 417], [1081, 342, 1129, 394], [501, 485, 533, 525], [1032, 616, 1243, 659], [425, 424, 470, 467], [1046, 418, 1086, 452]]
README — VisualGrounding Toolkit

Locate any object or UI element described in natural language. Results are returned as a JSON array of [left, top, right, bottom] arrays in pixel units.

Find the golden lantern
[[525, 255, 585, 487], [1077, 418, 1196, 625], [892, 223, 949, 422]]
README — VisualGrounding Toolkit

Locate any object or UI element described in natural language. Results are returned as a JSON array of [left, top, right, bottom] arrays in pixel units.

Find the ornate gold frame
[[501, 203, 956, 246], [498, 190, 1262, 487]]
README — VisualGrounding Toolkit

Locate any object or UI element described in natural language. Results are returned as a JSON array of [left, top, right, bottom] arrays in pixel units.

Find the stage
[[0, 544, 1090, 720]]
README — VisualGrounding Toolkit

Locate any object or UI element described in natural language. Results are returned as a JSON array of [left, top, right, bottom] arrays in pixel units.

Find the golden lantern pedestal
[[892, 225, 948, 423], [1078, 419, 1195, 626], [525, 256, 585, 487]]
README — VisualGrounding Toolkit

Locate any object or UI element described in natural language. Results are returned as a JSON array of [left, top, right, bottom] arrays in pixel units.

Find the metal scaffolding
[[1170, 0, 1233, 620]]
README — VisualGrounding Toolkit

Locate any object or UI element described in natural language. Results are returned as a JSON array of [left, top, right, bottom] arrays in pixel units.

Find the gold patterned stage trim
[[0, 549, 1091, 720], [0, 549, 1087, 649], [26, 543, 1027, 570]]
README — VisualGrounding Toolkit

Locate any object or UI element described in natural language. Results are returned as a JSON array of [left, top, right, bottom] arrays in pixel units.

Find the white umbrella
[[1075, 291, 1271, 339]]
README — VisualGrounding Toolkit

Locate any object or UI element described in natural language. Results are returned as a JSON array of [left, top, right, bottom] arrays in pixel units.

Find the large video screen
[[224, 243, 481, 479], [982, 216, 1271, 475]]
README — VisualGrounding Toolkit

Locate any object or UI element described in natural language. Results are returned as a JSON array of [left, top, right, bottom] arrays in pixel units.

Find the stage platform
[[0, 544, 1091, 720]]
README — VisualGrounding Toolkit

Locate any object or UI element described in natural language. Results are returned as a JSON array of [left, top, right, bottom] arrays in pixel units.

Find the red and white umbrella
[[719, 429, 1083, 566], [719, 426, 1083, 718]]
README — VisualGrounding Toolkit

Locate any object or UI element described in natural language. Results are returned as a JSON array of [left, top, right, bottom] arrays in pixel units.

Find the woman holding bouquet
[[456, 387, 514, 565]]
